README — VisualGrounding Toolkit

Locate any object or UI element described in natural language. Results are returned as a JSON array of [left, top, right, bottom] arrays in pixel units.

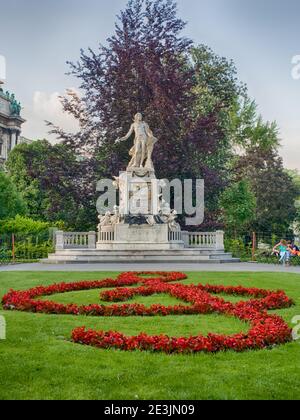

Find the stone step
[[43, 252, 240, 264], [42, 258, 240, 264], [48, 249, 233, 257]]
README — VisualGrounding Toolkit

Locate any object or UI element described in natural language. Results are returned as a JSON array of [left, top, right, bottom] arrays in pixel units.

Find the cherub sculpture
[[97, 212, 112, 230], [110, 206, 120, 226], [166, 210, 180, 231]]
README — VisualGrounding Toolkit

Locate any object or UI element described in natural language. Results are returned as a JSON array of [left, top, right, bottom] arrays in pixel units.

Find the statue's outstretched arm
[[116, 124, 134, 143]]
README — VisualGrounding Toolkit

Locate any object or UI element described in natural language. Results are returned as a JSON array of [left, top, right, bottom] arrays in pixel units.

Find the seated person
[[288, 242, 300, 257], [273, 240, 288, 264]]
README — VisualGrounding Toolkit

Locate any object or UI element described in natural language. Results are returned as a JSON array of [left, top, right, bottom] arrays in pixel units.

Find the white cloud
[[22, 90, 79, 142]]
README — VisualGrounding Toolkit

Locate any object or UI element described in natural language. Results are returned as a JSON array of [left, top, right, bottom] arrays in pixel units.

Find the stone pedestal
[[116, 224, 168, 243], [96, 165, 185, 251], [118, 169, 160, 216], [97, 224, 184, 251]]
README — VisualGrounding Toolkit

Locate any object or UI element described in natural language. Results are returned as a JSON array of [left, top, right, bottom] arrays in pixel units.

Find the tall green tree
[[286, 169, 300, 196], [191, 45, 245, 121], [235, 148, 298, 234], [0, 170, 27, 220], [286, 169, 300, 234], [219, 180, 256, 236], [188, 45, 245, 218], [228, 97, 280, 153], [6, 140, 95, 230]]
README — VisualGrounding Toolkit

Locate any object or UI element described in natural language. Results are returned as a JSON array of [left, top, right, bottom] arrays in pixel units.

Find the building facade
[[0, 81, 26, 166]]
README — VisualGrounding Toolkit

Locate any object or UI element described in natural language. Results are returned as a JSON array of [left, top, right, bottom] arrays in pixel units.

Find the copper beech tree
[[48, 0, 242, 229]]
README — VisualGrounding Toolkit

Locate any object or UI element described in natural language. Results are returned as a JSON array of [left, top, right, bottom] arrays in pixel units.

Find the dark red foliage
[[46, 0, 234, 230]]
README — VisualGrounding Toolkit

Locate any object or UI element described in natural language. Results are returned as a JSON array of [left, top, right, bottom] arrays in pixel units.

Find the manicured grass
[[0, 271, 300, 400]]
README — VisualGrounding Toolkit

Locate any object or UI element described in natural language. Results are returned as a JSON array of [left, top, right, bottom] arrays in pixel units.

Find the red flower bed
[[1, 272, 294, 354]]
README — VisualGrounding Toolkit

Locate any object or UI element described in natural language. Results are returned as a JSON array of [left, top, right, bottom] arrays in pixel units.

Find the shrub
[[224, 238, 251, 260], [14, 241, 54, 260], [0, 215, 65, 235], [0, 216, 61, 263]]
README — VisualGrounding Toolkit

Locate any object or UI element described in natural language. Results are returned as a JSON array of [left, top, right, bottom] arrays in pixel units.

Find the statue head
[[134, 113, 143, 122]]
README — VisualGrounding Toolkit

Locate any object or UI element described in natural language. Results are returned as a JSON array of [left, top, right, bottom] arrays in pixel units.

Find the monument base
[[96, 243, 184, 251], [97, 224, 184, 251], [46, 229, 239, 264]]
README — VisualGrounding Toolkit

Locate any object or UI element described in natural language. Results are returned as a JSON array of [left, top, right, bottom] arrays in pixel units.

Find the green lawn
[[0, 271, 300, 400]]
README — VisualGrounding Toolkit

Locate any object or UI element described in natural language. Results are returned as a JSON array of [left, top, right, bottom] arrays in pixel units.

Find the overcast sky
[[0, 0, 299, 169]]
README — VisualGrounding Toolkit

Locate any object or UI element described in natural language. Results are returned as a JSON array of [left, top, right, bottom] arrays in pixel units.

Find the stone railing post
[[88, 231, 96, 249], [215, 231, 224, 251], [55, 231, 65, 251], [181, 231, 189, 248]]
